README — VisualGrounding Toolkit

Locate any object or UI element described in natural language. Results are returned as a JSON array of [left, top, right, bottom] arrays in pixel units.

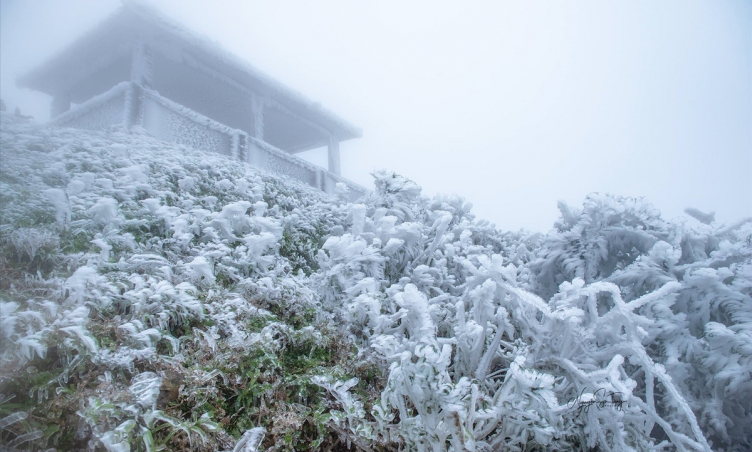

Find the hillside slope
[[0, 113, 356, 451], [1, 112, 751, 451]]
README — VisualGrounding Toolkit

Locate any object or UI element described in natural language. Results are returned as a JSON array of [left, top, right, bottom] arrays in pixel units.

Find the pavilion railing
[[51, 82, 368, 202]]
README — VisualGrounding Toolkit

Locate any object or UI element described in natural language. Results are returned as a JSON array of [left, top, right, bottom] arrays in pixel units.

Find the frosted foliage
[[58, 92, 126, 131], [326, 173, 368, 203], [233, 427, 266, 452], [1, 112, 750, 451], [42, 188, 71, 227], [529, 195, 669, 301], [88, 197, 120, 225], [185, 255, 215, 285], [314, 171, 750, 451], [142, 96, 232, 156], [0, 112, 339, 451], [10, 228, 59, 261]]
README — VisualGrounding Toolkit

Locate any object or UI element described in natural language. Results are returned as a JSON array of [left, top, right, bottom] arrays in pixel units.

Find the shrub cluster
[[1, 112, 750, 451]]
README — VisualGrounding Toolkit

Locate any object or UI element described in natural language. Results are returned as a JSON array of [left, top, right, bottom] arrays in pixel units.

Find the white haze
[[1, 0, 750, 231]]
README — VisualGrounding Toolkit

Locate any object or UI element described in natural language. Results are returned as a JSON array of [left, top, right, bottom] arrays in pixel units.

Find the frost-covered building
[[17, 1, 365, 199]]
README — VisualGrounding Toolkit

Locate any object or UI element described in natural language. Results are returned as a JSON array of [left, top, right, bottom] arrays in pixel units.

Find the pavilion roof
[[17, 0, 361, 140]]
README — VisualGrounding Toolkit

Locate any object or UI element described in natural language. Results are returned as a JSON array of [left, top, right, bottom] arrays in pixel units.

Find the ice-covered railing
[[140, 89, 235, 157], [140, 88, 367, 201], [50, 81, 130, 131], [48, 82, 368, 201], [245, 135, 366, 200]]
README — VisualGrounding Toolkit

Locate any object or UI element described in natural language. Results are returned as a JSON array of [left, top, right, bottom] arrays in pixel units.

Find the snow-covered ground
[[1, 112, 750, 451]]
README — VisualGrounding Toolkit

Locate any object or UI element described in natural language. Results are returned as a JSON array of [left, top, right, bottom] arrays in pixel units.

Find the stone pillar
[[131, 42, 153, 88], [127, 43, 153, 130], [327, 136, 341, 176], [315, 168, 324, 191], [234, 133, 248, 162], [231, 132, 240, 160], [251, 94, 264, 141], [248, 140, 264, 168], [50, 92, 70, 118]]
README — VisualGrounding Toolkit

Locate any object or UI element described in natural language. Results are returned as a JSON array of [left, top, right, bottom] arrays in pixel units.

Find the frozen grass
[[1, 112, 751, 451]]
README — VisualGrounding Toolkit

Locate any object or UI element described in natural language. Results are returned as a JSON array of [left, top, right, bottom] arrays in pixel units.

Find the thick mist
[[2, 0, 750, 231]]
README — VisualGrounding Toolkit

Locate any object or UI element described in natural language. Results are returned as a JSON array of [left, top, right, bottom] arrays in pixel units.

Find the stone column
[[315, 168, 324, 191], [327, 136, 341, 176], [50, 92, 70, 118], [127, 43, 153, 129], [251, 94, 264, 141], [131, 42, 153, 88]]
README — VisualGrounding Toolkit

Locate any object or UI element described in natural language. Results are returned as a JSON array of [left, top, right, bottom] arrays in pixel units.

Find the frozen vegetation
[[0, 111, 751, 451]]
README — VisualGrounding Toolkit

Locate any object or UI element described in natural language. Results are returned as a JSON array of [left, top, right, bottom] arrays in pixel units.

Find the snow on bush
[[1, 112, 750, 451], [0, 112, 351, 451]]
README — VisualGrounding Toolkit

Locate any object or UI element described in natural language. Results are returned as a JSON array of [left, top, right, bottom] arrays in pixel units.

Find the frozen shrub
[[1, 112, 750, 451], [8, 227, 59, 270]]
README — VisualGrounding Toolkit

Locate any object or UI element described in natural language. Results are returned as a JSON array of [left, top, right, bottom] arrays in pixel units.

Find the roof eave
[[18, 1, 362, 138]]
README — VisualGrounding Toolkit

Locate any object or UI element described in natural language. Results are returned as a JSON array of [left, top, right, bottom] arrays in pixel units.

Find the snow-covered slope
[[1, 112, 751, 451], [0, 112, 354, 451]]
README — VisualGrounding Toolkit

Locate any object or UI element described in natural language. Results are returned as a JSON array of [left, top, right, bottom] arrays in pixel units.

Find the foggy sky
[[1, 0, 750, 232]]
